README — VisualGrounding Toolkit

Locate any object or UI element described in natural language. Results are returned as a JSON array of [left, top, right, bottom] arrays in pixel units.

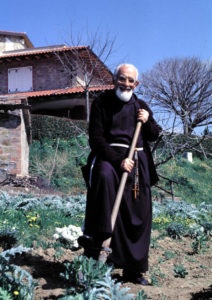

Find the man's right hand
[[121, 158, 134, 173]]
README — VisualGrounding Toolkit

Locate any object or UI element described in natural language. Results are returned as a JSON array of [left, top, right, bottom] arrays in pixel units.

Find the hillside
[[28, 138, 212, 206], [153, 157, 212, 205]]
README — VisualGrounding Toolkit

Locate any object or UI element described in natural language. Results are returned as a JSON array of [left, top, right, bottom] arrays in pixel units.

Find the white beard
[[115, 87, 133, 102]]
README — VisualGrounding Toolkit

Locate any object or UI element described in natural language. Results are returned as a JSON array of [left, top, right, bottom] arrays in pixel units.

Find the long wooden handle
[[101, 121, 142, 250]]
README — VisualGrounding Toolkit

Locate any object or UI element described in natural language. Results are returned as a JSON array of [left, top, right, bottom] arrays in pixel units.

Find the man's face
[[115, 65, 139, 92], [114, 66, 139, 102]]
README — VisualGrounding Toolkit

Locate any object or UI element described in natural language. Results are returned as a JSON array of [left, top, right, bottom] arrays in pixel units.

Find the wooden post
[[170, 181, 174, 201]]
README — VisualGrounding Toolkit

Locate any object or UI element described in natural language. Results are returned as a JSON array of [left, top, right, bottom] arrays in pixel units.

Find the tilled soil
[[10, 233, 212, 300]]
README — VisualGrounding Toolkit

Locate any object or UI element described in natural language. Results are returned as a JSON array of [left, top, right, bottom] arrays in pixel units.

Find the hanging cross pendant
[[132, 183, 139, 199]]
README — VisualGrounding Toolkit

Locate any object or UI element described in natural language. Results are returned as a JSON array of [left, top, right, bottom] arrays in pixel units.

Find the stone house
[[0, 30, 114, 177]]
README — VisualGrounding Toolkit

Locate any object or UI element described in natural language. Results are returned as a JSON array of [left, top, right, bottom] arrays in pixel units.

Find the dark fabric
[[88, 90, 161, 185], [83, 90, 162, 272]]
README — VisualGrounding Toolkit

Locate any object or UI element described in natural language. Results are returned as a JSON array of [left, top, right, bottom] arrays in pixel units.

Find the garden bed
[[6, 234, 212, 300], [0, 187, 211, 299]]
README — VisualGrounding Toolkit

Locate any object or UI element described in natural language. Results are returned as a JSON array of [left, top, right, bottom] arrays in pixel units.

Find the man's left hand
[[138, 109, 149, 123]]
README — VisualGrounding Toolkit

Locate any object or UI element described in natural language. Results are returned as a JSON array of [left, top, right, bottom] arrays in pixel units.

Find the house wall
[[0, 55, 71, 94], [0, 35, 27, 54], [0, 109, 29, 176]]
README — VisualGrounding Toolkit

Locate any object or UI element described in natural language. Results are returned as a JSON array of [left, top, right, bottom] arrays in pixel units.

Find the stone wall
[[0, 109, 29, 176]]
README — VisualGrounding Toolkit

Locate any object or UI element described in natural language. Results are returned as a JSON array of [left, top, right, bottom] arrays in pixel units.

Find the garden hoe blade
[[98, 121, 142, 263]]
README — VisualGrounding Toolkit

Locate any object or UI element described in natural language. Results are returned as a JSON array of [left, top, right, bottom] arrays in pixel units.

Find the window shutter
[[8, 66, 33, 92]]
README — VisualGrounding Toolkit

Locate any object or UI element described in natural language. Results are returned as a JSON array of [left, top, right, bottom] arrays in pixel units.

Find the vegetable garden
[[0, 191, 211, 299]]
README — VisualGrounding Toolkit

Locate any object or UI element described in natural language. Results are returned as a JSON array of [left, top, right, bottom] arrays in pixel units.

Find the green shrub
[[29, 138, 89, 193], [31, 114, 88, 140]]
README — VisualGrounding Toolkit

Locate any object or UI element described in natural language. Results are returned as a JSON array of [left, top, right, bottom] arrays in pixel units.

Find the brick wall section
[[0, 110, 28, 175], [0, 54, 71, 94]]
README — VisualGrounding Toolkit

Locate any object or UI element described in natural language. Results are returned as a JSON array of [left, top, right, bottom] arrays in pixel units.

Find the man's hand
[[121, 158, 134, 173], [138, 109, 149, 123]]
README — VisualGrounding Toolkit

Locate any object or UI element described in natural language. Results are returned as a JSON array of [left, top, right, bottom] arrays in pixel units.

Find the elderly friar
[[79, 63, 162, 285]]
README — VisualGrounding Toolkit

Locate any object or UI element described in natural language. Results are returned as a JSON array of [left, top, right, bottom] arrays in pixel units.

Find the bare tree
[[138, 57, 212, 135], [55, 29, 116, 121]]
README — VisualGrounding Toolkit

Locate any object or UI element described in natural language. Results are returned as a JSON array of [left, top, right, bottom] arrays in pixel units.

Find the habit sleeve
[[88, 98, 123, 168], [137, 99, 162, 142]]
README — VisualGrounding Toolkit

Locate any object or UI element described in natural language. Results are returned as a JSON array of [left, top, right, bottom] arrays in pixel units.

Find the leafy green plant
[[59, 259, 136, 300], [191, 234, 208, 254], [149, 265, 165, 286], [166, 223, 186, 239], [163, 250, 177, 260], [95, 269, 134, 299], [150, 272, 158, 286], [60, 255, 110, 294], [188, 223, 209, 254], [0, 287, 12, 300], [0, 246, 37, 299], [173, 264, 188, 278], [58, 290, 100, 299], [135, 290, 149, 300]]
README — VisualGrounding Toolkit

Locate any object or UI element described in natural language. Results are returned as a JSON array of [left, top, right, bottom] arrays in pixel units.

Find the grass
[[154, 156, 212, 205]]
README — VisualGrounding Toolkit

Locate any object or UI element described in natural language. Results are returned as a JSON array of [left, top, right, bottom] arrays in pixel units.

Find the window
[[8, 66, 33, 93]]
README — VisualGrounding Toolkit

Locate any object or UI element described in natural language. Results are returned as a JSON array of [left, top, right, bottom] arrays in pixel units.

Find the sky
[[0, 0, 211, 74]]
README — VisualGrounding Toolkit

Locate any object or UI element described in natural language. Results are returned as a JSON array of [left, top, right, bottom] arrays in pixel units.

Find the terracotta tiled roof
[[0, 85, 114, 99], [0, 45, 88, 59]]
